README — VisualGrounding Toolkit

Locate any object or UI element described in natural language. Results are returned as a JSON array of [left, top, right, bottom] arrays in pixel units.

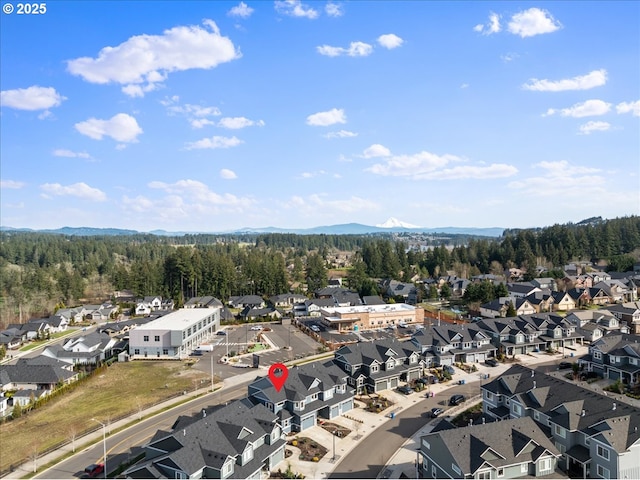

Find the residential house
[[551, 291, 577, 312], [333, 339, 424, 393], [0, 328, 26, 350], [565, 310, 627, 335], [383, 280, 418, 304], [184, 296, 223, 309], [587, 286, 613, 306], [525, 291, 554, 314], [331, 290, 363, 307], [247, 360, 354, 433], [228, 295, 265, 309], [411, 323, 496, 366], [531, 277, 557, 291], [477, 313, 583, 356], [480, 298, 536, 319], [269, 294, 307, 308], [42, 331, 117, 365], [304, 298, 336, 317], [482, 364, 640, 479], [419, 417, 561, 479], [12, 388, 49, 407], [7, 320, 51, 341], [579, 333, 640, 385], [124, 398, 286, 479], [0, 394, 9, 418], [507, 283, 542, 299], [362, 295, 386, 306], [0, 355, 79, 392], [239, 307, 282, 322], [605, 302, 640, 334]]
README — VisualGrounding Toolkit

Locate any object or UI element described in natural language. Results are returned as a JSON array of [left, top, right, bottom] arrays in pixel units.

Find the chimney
[[612, 403, 616, 411]]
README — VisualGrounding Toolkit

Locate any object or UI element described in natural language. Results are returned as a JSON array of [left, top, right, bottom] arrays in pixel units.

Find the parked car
[[216, 330, 227, 336], [189, 350, 203, 356], [443, 365, 456, 375], [397, 385, 415, 395], [310, 325, 321, 332], [485, 358, 499, 367], [84, 463, 105, 478], [558, 361, 573, 370], [448, 394, 466, 406], [250, 325, 262, 331], [430, 407, 444, 418]]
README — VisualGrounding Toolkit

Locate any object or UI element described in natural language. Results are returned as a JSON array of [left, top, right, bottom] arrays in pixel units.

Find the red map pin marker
[[268, 363, 289, 392]]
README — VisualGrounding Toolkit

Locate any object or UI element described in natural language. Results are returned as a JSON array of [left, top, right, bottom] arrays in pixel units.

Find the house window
[[154, 335, 160, 342], [477, 471, 491, 480], [371, 365, 379, 373], [431, 465, 436, 478], [163, 349, 168, 355], [485, 392, 493, 400], [513, 403, 522, 415], [521, 463, 528, 473], [597, 465, 609, 478], [175, 472, 186, 479], [539, 458, 551, 472], [534, 411, 540, 420], [555, 425, 566, 438], [223, 462, 232, 475], [597, 445, 609, 460], [497, 467, 504, 477], [143, 335, 149, 342], [594, 351, 602, 360], [134, 349, 140, 355]]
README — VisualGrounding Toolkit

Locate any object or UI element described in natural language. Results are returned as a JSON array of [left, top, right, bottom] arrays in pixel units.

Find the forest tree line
[[0, 216, 638, 325]]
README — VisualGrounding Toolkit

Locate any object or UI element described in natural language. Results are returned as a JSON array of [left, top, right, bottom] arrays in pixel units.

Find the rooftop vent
[[533, 381, 536, 389], [581, 409, 586, 417], [612, 402, 616, 411]]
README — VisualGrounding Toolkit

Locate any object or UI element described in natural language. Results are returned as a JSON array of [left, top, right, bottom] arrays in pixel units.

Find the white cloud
[[362, 144, 391, 158], [523, 69, 607, 92], [323, 129, 358, 139], [325, 2, 343, 17], [508, 160, 603, 197], [228, 2, 254, 18], [473, 12, 501, 35], [274, 0, 319, 19], [306, 108, 346, 126], [0, 86, 65, 111], [0, 180, 25, 189], [185, 135, 243, 150], [508, 8, 562, 37], [578, 121, 611, 135], [161, 96, 223, 129], [75, 113, 143, 143], [299, 170, 327, 179], [501, 52, 519, 62], [40, 182, 107, 202], [460, 83, 469, 89], [67, 20, 240, 97], [147, 179, 253, 207], [317, 42, 373, 57], [52, 149, 92, 159], [365, 149, 518, 180], [220, 169, 238, 179], [284, 193, 378, 214], [377, 34, 404, 49], [544, 99, 611, 118], [617, 100, 640, 116], [218, 117, 265, 129]]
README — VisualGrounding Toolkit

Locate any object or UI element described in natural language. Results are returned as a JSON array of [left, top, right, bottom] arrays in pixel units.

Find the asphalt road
[[36, 381, 251, 479], [328, 383, 476, 479]]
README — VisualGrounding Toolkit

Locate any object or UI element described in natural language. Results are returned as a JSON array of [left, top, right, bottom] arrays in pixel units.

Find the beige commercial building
[[320, 303, 424, 332]]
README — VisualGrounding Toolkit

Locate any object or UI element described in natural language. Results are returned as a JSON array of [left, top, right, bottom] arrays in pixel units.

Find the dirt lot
[[0, 361, 209, 474]]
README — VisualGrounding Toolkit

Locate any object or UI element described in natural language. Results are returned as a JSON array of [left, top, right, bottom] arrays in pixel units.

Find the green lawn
[[0, 361, 209, 474], [18, 330, 78, 351]]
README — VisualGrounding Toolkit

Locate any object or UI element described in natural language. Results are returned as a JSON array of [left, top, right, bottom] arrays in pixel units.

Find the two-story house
[[579, 333, 640, 385], [247, 360, 354, 433], [419, 417, 561, 479], [481, 364, 640, 479], [334, 339, 423, 393], [411, 324, 496, 365], [605, 302, 640, 334], [124, 398, 286, 479], [42, 331, 117, 365]]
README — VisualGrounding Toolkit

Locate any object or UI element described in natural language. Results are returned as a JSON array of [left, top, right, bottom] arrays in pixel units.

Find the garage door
[[341, 399, 353, 413], [301, 415, 315, 431], [390, 378, 399, 389], [330, 405, 339, 418], [375, 380, 387, 392]]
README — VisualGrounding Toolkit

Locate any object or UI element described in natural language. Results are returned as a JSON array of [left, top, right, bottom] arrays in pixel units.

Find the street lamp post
[[92, 418, 107, 479], [332, 429, 336, 461]]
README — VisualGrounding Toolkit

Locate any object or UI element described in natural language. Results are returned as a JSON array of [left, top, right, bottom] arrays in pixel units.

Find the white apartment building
[[129, 308, 220, 359]]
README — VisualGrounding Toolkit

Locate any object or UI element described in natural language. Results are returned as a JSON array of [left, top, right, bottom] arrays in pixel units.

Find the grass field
[[0, 361, 209, 473]]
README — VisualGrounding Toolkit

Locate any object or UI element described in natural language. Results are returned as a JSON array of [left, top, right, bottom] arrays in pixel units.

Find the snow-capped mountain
[[375, 217, 422, 229]]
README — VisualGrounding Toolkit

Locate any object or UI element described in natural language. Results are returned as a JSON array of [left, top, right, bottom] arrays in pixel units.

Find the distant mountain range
[[0, 220, 505, 238]]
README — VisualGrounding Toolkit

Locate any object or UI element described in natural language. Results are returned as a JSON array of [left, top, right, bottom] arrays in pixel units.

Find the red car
[[84, 463, 104, 478]]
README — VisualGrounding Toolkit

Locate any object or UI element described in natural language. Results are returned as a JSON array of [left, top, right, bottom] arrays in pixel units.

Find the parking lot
[[297, 317, 424, 346]]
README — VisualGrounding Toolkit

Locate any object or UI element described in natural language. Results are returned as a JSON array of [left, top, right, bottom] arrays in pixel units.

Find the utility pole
[[210, 354, 214, 392]]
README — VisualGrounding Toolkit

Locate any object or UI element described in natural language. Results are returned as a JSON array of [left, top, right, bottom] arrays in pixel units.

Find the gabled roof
[[0, 358, 77, 386], [482, 364, 640, 452], [335, 338, 420, 367], [422, 417, 559, 475]]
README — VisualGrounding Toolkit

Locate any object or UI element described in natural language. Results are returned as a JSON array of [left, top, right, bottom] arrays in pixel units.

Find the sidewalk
[[377, 346, 591, 479]]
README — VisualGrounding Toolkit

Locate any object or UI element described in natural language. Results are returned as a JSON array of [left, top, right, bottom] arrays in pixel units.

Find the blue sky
[[1, 1, 638, 232]]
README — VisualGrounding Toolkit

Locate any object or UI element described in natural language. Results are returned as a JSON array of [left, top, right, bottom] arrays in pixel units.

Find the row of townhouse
[[579, 332, 640, 386], [411, 324, 496, 366], [475, 313, 585, 356], [479, 364, 640, 479]]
